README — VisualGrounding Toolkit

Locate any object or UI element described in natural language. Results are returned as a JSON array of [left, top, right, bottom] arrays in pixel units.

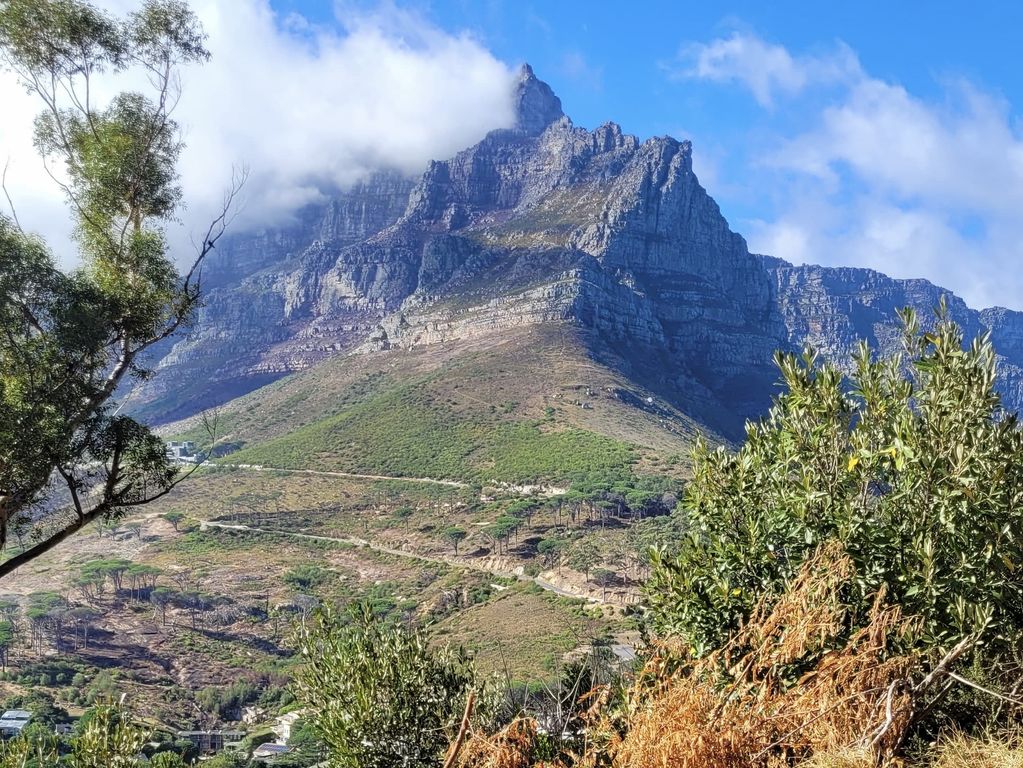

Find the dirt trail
[[200, 520, 605, 604], [215, 464, 468, 488]]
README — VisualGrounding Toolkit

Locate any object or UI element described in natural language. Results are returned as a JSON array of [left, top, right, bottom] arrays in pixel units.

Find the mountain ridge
[[133, 65, 1023, 439]]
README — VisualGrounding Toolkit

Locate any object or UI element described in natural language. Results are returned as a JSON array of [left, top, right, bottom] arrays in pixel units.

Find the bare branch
[[1, 159, 23, 231], [55, 466, 85, 522], [946, 671, 1023, 707]]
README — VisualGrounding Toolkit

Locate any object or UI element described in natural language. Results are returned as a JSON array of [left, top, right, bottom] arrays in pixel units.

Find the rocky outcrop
[[131, 66, 1023, 435], [131, 171, 416, 421], [763, 258, 1023, 414]]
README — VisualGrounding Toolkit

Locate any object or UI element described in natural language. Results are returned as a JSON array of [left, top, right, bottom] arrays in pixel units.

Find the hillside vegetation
[[283, 311, 1023, 768], [166, 326, 707, 484]]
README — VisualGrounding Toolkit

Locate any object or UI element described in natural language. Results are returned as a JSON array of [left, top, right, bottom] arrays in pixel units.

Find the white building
[[165, 441, 197, 463], [272, 711, 302, 744]]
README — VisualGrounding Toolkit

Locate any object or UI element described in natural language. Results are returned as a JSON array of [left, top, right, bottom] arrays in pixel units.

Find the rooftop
[[253, 743, 292, 756]]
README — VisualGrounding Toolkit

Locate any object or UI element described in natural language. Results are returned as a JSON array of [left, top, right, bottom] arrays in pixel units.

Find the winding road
[[200, 519, 603, 604], [199, 465, 641, 661]]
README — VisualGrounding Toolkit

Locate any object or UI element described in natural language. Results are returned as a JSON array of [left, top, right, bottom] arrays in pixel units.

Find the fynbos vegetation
[[2, 0, 1022, 766]]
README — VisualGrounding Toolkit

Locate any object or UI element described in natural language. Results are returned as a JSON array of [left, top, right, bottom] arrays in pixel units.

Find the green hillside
[[227, 385, 637, 484], [164, 325, 709, 484]]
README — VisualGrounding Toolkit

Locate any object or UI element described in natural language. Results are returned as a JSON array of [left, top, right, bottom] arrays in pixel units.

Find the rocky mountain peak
[[133, 67, 1023, 438], [514, 63, 564, 135]]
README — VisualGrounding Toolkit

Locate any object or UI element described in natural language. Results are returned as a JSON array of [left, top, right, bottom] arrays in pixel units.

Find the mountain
[[136, 65, 1023, 448]]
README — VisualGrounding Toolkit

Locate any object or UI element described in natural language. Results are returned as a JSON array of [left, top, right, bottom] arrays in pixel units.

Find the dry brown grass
[[449, 542, 1012, 768], [796, 746, 876, 768], [455, 718, 565, 768], [926, 733, 1023, 768], [593, 542, 921, 768]]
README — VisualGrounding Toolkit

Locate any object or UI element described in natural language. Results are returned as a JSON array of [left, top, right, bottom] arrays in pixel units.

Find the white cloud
[[748, 198, 1009, 311], [671, 32, 861, 107], [677, 31, 1023, 309], [0, 0, 517, 266], [752, 72, 1023, 308], [770, 78, 1023, 217]]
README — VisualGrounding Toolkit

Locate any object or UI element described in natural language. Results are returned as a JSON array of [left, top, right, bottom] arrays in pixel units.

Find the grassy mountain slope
[[163, 325, 713, 484]]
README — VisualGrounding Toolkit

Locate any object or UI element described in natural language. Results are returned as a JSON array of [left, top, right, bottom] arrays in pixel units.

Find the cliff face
[[133, 66, 1023, 435], [761, 257, 1023, 409]]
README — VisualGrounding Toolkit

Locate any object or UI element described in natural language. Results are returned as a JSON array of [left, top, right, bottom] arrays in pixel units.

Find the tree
[[392, 506, 413, 535], [592, 568, 616, 601], [70, 703, 149, 768], [569, 541, 600, 583], [294, 602, 486, 768], [506, 498, 539, 527], [201, 752, 246, 768], [74, 571, 105, 602], [125, 563, 160, 601], [442, 525, 467, 556], [0, 723, 59, 766], [488, 515, 521, 555], [537, 537, 567, 572], [0, 707, 144, 764], [176, 591, 211, 631], [0, 0, 240, 580], [150, 586, 174, 625], [82, 557, 131, 595], [283, 718, 323, 765], [0, 620, 13, 669], [647, 307, 1023, 657], [69, 606, 99, 649], [161, 511, 185, 531]]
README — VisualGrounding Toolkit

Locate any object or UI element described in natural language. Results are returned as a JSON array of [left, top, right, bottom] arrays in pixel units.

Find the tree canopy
[[294, 602, 488, 768], [0, 0, 238, 578]]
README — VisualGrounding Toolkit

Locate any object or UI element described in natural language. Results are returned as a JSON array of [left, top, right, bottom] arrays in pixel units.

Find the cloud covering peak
[[0, 0, 518, 264]]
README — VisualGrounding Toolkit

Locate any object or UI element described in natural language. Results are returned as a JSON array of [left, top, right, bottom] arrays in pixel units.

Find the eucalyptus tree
[[0, 0, 240, 579]]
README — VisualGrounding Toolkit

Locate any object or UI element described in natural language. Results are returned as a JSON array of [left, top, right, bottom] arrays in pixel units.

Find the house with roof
[[165, 441, 197, 463], [0, 710, 31, 738], [253, 743, 292, 760], [272, 711, 302, 744], [175, 729, 246, 753]]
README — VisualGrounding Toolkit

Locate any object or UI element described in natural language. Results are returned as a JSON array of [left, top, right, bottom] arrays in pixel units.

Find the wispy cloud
[[676, 30, 1023, 309], [560, 51, 603, 91], [669, 31, 861, 107]]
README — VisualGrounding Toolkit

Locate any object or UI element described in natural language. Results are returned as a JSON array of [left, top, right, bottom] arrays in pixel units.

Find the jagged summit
[[513, 63, 564, 135], [133, 66, 1023, 440]]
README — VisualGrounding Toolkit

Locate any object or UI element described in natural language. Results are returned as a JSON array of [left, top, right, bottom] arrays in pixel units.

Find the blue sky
[[4, 0, 1022, 308]]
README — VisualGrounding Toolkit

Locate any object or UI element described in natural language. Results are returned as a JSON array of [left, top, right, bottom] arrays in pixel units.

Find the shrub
[[150, 752, 188, 768], [283, 565, 328, 591], [647, 308, 1023, 656], [294, 602, 488, 768]]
